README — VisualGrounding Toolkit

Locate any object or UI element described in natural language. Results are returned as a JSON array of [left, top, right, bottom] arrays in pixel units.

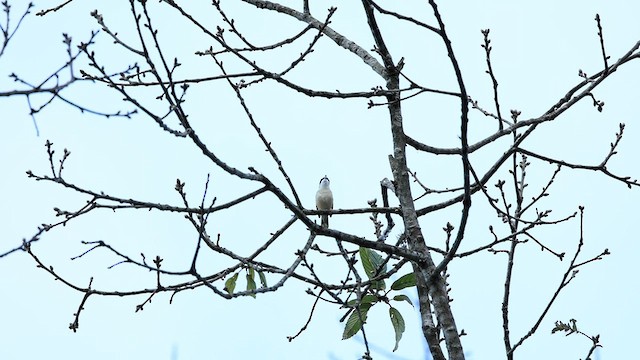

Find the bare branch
[[242, 0, 387, 77]]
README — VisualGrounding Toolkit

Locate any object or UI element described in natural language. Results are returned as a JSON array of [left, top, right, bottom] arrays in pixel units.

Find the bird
[[315, 175, 333, 228]]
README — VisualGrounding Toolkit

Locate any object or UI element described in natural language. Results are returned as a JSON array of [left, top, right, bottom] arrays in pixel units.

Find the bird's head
[[319, 176, 330, 188]]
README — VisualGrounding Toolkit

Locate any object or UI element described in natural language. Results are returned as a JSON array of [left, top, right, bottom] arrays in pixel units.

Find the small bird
[[315, 176, 333, 228]]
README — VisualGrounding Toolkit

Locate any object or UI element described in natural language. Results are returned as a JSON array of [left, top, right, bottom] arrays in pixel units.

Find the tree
[[1, 1, 639, 359]]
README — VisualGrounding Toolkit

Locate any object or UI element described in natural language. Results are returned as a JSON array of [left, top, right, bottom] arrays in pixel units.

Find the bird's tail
[[321, 214, 329, 228]]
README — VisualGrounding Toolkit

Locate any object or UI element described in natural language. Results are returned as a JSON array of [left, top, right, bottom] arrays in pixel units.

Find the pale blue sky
[[1, 1, 639, 359]]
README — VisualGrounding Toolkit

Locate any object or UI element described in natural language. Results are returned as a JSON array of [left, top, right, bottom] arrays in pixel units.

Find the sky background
[[1, 1, 639, 359]]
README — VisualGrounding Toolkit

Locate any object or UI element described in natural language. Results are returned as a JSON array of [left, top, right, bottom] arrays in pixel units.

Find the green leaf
[[369, 279, 386, 291], [346, 294, 379, 307], [359, 247, 375, 277], [246, 271, 257, 298], [389, 307, 406, 351], [342, 304, 372, 340], [258, 270, 268, 288], [359, 247, 387, 290], [224, 273, 239, 294], [392, 294, 414, 307], [391, 273, 416, 290]]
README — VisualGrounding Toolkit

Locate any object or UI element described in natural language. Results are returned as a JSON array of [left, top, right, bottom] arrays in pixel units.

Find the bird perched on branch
[[315, 176, 333, 228]]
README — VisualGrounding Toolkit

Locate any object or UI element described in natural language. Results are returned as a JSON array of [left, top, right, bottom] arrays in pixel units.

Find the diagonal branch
[[241, 0, 387, 77]]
